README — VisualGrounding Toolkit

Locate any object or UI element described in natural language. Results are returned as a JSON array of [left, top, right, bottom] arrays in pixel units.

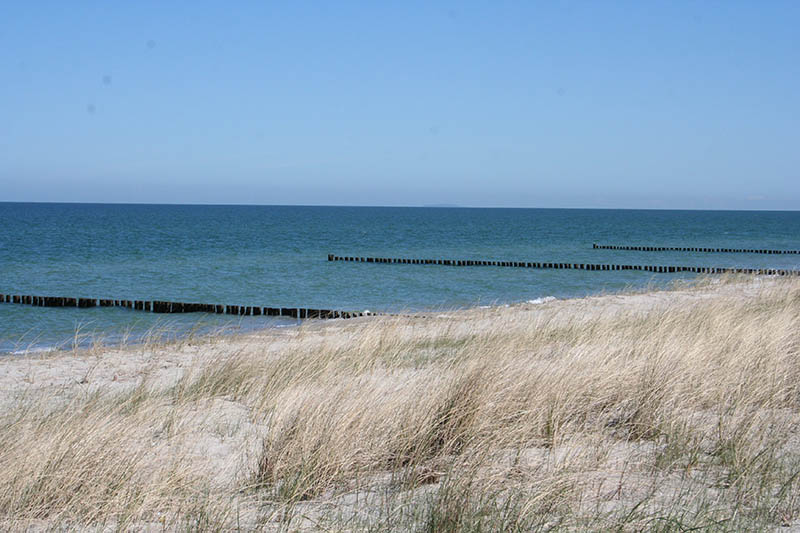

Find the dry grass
[[2, 277, 800, 531]]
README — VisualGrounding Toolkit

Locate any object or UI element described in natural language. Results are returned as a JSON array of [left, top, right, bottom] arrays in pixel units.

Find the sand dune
[[2, 276, 799, 531]]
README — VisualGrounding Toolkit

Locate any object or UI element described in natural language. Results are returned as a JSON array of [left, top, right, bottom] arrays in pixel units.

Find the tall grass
[[1, 277, 800, 530]]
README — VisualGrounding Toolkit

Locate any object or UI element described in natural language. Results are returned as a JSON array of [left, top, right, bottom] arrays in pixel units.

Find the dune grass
[[1, 277, 800, 530]]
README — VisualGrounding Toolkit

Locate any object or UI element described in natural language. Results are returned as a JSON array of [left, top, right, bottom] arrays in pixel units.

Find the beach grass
[[1, 276, 800, 530]]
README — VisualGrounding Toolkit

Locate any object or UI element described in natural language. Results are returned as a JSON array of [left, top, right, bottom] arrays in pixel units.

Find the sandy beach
[[2, 276, 800, 531]]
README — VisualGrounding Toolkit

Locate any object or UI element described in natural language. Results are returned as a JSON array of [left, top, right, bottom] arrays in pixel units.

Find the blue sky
[[2, 1, 798, 209]]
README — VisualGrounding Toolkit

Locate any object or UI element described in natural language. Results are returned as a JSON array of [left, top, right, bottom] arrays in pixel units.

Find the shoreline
[[0, 276, 775, 392]]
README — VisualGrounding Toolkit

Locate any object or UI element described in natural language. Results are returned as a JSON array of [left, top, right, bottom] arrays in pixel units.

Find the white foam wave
[[527, 296, 557, 305], [9, 346, 55, 355]]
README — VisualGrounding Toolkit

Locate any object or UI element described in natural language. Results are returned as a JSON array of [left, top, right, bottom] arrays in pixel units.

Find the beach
[[2, 275, 800, 530], [5, 0, 800, 529]]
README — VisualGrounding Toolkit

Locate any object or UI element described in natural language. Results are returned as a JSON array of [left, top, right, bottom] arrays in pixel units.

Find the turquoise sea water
[[2, 203, 799, 353]]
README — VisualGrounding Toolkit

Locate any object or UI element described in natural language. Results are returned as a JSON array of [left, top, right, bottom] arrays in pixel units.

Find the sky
[[1, 1, 799, 209]]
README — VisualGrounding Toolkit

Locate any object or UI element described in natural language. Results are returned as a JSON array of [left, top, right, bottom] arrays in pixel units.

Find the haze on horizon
[[2, 2, 798, 210]]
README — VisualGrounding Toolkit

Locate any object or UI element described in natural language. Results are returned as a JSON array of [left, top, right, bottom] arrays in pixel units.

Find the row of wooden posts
[[593, 243, 800, 255], [0, 294, 367, 319], [327, 254, 800, 276], [6, 247, 796, 316]]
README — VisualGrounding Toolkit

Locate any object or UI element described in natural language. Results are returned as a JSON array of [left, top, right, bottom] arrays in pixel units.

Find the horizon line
[[0, 200, 798, 213]]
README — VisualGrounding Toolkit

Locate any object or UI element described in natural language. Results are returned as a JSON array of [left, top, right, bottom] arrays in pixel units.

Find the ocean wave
[[527, 296, 557, 305], [8, 346, 56, 355]]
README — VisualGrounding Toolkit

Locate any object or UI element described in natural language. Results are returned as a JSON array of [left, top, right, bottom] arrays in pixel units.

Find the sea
[[2, 203, 799, 354]]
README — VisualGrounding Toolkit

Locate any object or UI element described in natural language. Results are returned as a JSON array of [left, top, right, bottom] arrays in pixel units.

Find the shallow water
[[2, 203, 799, 352]]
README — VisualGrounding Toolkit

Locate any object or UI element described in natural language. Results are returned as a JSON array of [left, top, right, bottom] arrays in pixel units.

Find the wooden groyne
[[593, 244, 800, 255], [0, 293, 371, 319], [327, 254, 800, 276]]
